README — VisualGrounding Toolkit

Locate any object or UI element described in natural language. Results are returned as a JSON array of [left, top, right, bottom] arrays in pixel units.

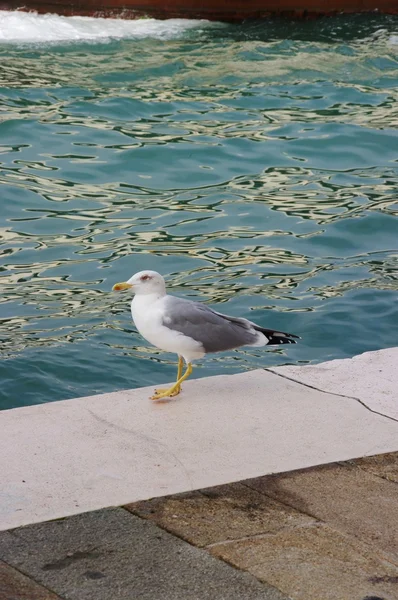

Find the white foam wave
[[0, 10, 210, 43]]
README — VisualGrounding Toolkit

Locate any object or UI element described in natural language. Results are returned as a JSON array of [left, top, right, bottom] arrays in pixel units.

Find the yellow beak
[[112, 282, 133, 291]]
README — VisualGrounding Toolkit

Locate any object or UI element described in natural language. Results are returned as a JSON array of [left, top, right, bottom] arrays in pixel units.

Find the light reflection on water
[[0, 15, 397, 409]]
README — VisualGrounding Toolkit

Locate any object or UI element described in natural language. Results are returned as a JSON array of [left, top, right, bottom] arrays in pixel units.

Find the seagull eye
[[140, 274, 151, 281]]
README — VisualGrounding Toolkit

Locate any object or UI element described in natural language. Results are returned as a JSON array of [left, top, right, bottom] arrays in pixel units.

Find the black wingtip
[[266, 336, 298, 346], [256, 327, 300, 346]]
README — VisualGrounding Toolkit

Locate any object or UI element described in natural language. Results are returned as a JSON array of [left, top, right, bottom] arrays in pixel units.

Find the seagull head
[[112, 270, 166, 296]]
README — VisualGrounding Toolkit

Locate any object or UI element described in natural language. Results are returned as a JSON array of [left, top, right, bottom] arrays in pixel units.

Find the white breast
[[131, 294, 205, 362]]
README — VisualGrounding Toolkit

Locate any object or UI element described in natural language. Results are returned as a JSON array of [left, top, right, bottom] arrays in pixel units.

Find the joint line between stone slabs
[[336, 458, 398, 485], [121, 508, 288, 598], [1, 558, 66, 600], [205, 521, 321, 550], [265, 368, 398, 424]]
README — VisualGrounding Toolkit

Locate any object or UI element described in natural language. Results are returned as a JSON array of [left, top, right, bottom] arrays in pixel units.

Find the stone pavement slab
[[128, 453, 398, 600], [354, 452, 398, 483], [272, 347, 398, 420], [127, 482, 315, 547], [211, 523, 398, 600], [0, 560, 62, 600], [0, 508, 287, 600], [246, 459, 398, 560], [1, 365, 398, 531]]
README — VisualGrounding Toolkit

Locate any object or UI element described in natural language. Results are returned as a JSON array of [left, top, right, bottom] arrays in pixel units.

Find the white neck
[[130, 292, 166, 334], [132, 291, 165, 308]]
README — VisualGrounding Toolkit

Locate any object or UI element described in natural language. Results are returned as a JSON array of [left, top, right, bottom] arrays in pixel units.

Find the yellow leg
[[151, 362, 192, 401], [176, 355, 183, 380], [153, 356, 184, 397]]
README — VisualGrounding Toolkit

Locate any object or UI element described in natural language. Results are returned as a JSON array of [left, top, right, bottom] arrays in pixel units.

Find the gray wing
[[162, 296, 260, 353]]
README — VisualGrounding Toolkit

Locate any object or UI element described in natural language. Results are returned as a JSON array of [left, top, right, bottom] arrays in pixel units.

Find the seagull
[[113, 270, 299, 400]]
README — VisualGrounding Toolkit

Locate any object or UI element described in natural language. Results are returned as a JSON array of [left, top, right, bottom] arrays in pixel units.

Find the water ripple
[[0, 15, 397, 408]]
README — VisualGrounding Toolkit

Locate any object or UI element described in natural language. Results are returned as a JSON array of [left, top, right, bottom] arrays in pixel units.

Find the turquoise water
[[0, 13, 397, 410]]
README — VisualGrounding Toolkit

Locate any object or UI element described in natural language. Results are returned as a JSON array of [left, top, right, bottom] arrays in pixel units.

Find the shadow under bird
[[113, 270, 299, 400]]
